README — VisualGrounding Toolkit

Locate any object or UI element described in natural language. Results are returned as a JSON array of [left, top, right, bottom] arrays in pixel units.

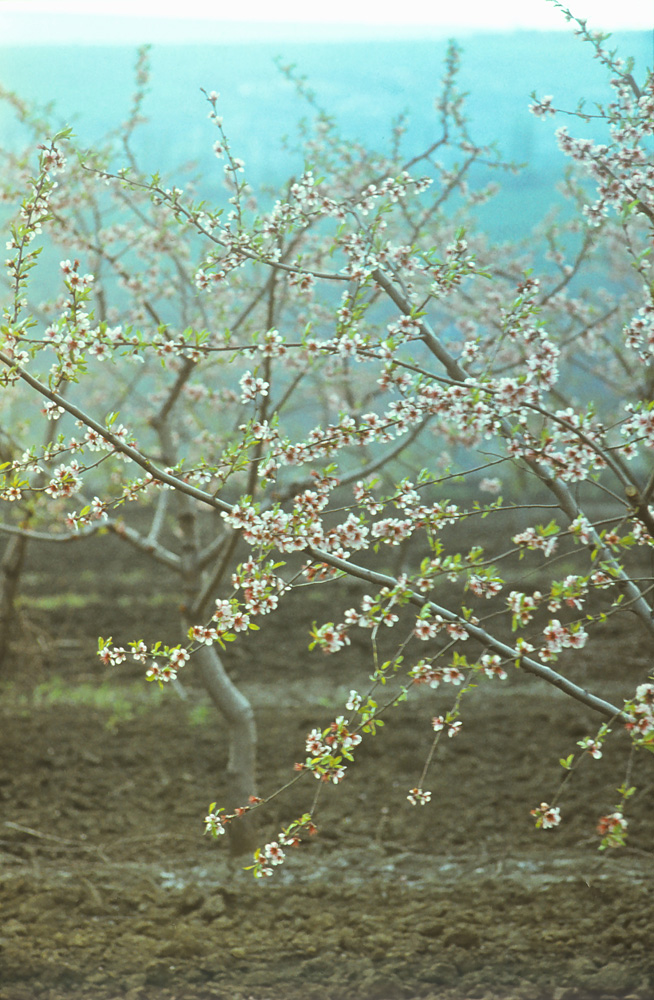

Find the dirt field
[[1, 527, 653, 1000]]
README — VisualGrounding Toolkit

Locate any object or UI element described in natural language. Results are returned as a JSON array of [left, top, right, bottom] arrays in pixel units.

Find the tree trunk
[[176, 502, 258, 857], [187, 633, 259, 856], [0, 534, 28, 668], [151, 414, 259, 858]]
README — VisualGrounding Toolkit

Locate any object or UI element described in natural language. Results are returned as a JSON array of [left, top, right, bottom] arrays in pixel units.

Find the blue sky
[[1, 0, 652, 44]]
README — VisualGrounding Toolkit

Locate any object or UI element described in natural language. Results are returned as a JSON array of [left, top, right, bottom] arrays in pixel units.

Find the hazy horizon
[[2, 29, 652, 244], [1, 0, 652, 46]]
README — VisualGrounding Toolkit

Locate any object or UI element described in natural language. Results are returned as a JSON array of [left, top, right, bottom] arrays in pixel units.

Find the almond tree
[[1, 4, 653, 869], [0, 40, 505, 854]]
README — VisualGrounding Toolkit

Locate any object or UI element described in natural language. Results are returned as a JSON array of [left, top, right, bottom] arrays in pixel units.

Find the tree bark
[[176, 494, 258, 857], [0, 534, 28, 668], [185, 629, 259, 856]]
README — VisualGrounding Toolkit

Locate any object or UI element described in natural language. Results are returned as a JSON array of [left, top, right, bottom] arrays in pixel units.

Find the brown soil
[[1, 529, 653, 1000]]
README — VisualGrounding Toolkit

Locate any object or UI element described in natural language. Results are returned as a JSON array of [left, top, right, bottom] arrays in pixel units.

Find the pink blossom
[[597, 812, 628, 838], [204, 811, 227, 836], [443, 666, 465, 685], [407, 787, 432, 806], [481, 654, 507, 680], [239, 371, 269, 402], [262, 841, 285, 866], [306, 729, 326, 756], [577, 737, 602, 759], [346, 690, 362, 711], [410, 661, 444, 688], [531, 802, 561, 829], [568, 515, 592, 544], [446, 622, 469, 641], [413, 614, 445, 639]]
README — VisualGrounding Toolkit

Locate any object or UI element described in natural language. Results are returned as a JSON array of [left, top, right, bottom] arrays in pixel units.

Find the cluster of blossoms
[[230, 560, 289, 616], [203, 793, 267, 840], [431, 715, 462, 737], [98, 567, 287, 675], [412, 613, 448, 640], [193, 153, 435, 287], [407, 787, 432, 806], [38, 142, 67, 175], [529, 94, 556, 119], [0, 414, 142, 510], [98, 638, 191, 684], [512, 525, 559, 557], [547, 574, 588, 612], [480, 654, 508, 680], [507, 589, 543, 627], [428, 235, 478, 298], [623, 304, 654, 364], [621, 402, 654, 456], [530, 801, 562, 830], [64, 496, 108, 529], [540, 618, 588, 662], [203, 807, 228, 838], [223, 498, 328, 555], [148, 646, 190, 682], [409, 660, 466, 688], [248, 816, 318, 878], [596, 811, 629, 848], [3, 143, 62, 313], [507, 570, 613, 633], [554, 115, 654, 229], [299, 716, 363, 784], [44, 461, 83, 499], [311, 579, 414, 651], [189, 597, 251, 646], [239, 370, 269, 403], [624, 681, 654, 741], [466, 573, 502, 599], [270, 168, 432, 234], [98, 582, 267, 679], [309, 621, 351, 654], [502, 408, 613, 483], [408, 651, 507, 690], [530, 22, 654, 227], [507, 587, 589, 661], [577, 736, 604, 759]]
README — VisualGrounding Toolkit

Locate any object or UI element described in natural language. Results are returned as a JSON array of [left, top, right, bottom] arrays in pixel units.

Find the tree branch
[[305, 545, 626, 720]]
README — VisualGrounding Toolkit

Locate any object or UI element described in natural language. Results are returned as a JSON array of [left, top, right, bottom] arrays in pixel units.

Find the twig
[[4, 821, 109, 859]]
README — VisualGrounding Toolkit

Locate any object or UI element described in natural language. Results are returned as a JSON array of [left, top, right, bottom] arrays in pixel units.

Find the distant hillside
[[0, 31, 651, 239]]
